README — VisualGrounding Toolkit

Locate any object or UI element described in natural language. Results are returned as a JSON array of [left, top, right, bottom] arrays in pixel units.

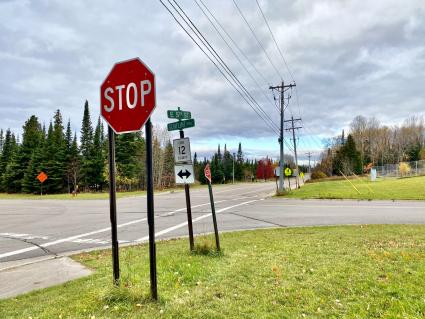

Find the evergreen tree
[[50, 110, 67, 193], [2, 133, 19, 192], [80, 100, 93, 189], [19, 116, 43, 193], [211, 152, 224, 183], [222, 144, 233, 182], [0, 129, 3, 153], [0, 129, 15, 191], [116, 132, 139, 190], [91, 118, 105, 191], [68, 133, 81, 193], [333, 134, 362, 175], [235, 142, 244, 180]]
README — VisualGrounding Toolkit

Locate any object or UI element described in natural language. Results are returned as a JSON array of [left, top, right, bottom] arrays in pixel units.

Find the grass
[[0, 184, 207, 200], [284, 175, 425, 200], [2, 225, 425, 318]]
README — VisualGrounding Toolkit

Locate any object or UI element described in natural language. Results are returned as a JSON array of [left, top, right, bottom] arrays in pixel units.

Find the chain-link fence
[[374, 160, 425, 178]]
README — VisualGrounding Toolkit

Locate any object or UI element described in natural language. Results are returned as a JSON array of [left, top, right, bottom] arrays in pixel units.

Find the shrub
[[399, 162, 411, 177], [311, 171, 327, 180]]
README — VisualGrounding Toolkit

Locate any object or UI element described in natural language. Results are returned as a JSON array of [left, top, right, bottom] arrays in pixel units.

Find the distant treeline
[[315, 115, 425, 176], [0, 101, 270, 194]]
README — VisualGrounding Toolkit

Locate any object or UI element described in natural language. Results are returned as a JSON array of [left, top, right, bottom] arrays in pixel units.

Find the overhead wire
[[255, 0, 295, 82], [159, 0, 279, 135], [193, 0, 279, 117], [169, 0, 279, 132], [232, 0, 283, 81], [198, 0, 272, 88], [255, 0, 303, 123]]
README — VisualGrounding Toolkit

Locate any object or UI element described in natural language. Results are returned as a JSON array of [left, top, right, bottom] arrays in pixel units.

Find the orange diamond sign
[[37, 172, 48, 183]]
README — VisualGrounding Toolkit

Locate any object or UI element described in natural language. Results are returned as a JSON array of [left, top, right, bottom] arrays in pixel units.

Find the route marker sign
[[175, 164, 194, 184], [167, 119, 195, 132], [173, 138, 191, 163], [167, 109, 191, 120], [100, 58, 156, 134], [37, 171, 48, 183], [204, 164, 212, 183], [284, 167, 292, 177]]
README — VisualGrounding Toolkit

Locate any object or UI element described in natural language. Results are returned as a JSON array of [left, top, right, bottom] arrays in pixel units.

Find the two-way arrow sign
[[175, 164, 194, 184], [178, 169, 191, 179]]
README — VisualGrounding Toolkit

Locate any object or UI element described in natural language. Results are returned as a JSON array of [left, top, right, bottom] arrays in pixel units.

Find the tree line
[[0, 101, 268, 194], [315, 115, 425, 176]]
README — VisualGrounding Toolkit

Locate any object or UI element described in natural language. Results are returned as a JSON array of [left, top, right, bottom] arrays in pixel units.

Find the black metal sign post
[[207, 181, 220, 251], [146, 118, 158, 300], [179, 129, 194, 251], [108, 126, 120, 285]]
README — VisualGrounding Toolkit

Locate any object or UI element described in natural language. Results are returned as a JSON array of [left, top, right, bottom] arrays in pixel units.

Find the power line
[[255, 0, 295, 82], [198, 0, 272, 88], [193, 0, 279, 117], [168, 0, 279, 132], [159, 0, 279, 135], [232, 0, 283, 81]]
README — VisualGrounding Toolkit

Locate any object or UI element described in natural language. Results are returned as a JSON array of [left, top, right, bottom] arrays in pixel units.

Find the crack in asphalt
[[224, 211, 288, 228], [0, 235, 57, 257]]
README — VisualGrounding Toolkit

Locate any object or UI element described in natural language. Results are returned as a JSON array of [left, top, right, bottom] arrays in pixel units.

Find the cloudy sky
[[1, 0, 425, 162]]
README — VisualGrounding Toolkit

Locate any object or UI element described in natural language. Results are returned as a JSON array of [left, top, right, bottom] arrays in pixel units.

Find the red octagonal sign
[[101, 58, 156, 134]]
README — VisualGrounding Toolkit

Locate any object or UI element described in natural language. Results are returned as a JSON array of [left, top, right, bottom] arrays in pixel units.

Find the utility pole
[[284, 116, 302, 188], [269, 81, 296, 193], [306, 152, 312, 173], [232, 152, 235, 184]]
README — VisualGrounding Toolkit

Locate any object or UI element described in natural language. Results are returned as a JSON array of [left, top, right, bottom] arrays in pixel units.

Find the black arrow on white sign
[[178, 169, 191, 179]]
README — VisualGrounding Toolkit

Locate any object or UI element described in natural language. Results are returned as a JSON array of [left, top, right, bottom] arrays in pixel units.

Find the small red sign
[[204, 164, 212, 184], [37, 172, 48, 183]]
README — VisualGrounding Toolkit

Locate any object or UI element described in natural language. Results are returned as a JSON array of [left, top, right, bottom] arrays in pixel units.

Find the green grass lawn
[[2, 225, 425, 318], [286, 175, 425, 200], [0, 190, 147, 200], [0, 185, 202, 200]]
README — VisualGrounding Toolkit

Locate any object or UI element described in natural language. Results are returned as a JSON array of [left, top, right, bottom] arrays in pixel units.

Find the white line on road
[[0, 200, 228, 260], [136, 199, 261, 242]]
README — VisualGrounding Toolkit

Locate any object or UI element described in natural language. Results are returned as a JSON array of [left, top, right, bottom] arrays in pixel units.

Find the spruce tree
[[0, 129, 15, 191], [80, 101, 94, 190], [235, 142, 244, 180], [19, 116, 43, 193], [0, 129, 3, 153], [68, 133, 81, 193], [91, 118, 105, 191], [222, 144, 233, 182], [2, 133, 19, 192]]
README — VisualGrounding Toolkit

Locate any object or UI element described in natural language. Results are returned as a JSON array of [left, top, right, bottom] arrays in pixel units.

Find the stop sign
[[100, 58, 156, 134], [204, 164, 212, 183]]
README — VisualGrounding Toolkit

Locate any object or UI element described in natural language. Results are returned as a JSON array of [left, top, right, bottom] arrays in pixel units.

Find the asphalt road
[[1, 181, 425, 263]]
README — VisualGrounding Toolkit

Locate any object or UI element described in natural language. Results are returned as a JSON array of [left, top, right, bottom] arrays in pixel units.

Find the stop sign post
[[101, 58, 157, 299]]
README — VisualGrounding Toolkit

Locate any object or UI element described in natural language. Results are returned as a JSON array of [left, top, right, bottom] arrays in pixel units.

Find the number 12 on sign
[[173, 138, 191, 163]]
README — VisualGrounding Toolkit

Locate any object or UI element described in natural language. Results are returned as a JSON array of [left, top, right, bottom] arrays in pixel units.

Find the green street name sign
[[167, 109, 191, 120], [167, 119, 195, 131]]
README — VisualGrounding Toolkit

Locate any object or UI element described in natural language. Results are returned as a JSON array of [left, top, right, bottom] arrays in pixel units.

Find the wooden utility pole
[[285, 116, 302, 188], [306, 152, 312, 173], [269, 82, 296, 193]]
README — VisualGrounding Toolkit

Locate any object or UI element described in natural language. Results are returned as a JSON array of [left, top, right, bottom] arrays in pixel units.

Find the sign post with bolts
[[204, 164, 220, 251], [168, 107, 195, 251], [285, 167, 292, 190], [100, 57, 157, 299]]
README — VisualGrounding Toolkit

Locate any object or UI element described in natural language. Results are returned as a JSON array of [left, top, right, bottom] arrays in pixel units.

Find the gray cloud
[[0, 0, 424, 161]]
